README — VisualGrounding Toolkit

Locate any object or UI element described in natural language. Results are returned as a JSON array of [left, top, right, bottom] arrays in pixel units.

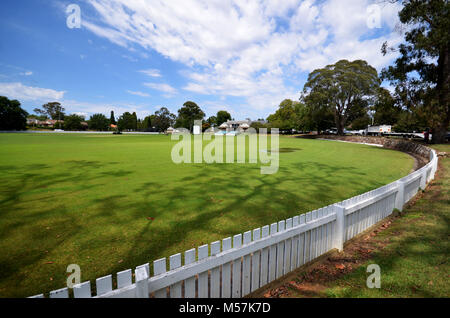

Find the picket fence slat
[[169, 254, 182, 298], [50, 287, 69, 298], [96, 275, 112, 296], [74, 281, 91, 298], [242, 231, 252, 296], [198, 245, 209, 298], [221, 237, 232, 298], [210, 241, 221, 298], [35, 151, 439, 299], [260, 225, 270, 287], [153, 258, 167, 298], [184, 249, 196, 298]]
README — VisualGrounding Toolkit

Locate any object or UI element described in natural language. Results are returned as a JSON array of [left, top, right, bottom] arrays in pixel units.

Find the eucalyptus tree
[[303, 59, 380, 135], [381, 0, 449, 143]]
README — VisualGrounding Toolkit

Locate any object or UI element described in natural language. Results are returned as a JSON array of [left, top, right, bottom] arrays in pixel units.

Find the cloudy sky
[[0, 0, 404, 120]]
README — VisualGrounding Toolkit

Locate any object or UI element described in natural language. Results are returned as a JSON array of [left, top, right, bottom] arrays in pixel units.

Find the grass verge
[[255, 144, 449, 298]]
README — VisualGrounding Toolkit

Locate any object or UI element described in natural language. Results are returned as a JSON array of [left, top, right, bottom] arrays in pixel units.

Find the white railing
[[30, 148, 439, 298]]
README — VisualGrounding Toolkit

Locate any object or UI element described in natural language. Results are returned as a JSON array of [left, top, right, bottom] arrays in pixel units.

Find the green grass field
[[0, 133, 414, 297]]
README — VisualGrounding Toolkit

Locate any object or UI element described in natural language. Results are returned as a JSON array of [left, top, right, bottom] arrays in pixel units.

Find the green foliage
[[303, 59, 381, 134], [89, 113, 110, 131], [372, 87, 402, 126], [0, 96, 28, 130], [381, 0, 450, 142], [216, 110, 232, 126], [207, 116, 217, 126], [34, 102, 65, 120], [153, 107, 176, 132], [267, 99, 299, 130], [63, 114, 84, 131], [175, 101, 205, 131], [27, 114, 48, 121], [110, 111, 116, 125], [250, 121, 267, 133], [117, 112, 135, 132], [298, 96, 335, 133], [132, 112, 138, 131]]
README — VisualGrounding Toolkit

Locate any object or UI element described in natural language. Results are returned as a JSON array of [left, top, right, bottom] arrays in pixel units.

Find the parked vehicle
[[364, 125, 392, 136], [325, 128, 338, 135]]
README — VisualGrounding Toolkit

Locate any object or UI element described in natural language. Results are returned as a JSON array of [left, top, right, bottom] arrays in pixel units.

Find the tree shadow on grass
[[92, 160, 378, 281]]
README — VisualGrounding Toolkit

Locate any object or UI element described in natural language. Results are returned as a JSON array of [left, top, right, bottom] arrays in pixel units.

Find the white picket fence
[[30, 148, 439, 298]]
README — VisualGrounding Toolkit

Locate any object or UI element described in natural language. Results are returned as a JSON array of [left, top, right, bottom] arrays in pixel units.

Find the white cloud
[[20, 71, 33, 76], [138, 69, 161, 77], [82, 0, 404, 116], [0, 82, 65, 101], [127, 90, 150, 97], [143, 82, 177, 96]]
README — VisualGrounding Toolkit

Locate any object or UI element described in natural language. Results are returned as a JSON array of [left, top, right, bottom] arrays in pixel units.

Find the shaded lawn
[[0, 134, 413, 297]]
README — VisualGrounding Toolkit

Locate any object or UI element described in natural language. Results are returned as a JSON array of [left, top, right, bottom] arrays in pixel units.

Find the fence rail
[[30, 147, 439, 298]]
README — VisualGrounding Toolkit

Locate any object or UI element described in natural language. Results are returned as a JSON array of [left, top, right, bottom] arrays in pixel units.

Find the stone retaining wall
[[314, 135, 432, 161]]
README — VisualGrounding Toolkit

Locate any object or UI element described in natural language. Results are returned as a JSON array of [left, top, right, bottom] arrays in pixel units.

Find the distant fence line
[[30, 142, 439, 298]]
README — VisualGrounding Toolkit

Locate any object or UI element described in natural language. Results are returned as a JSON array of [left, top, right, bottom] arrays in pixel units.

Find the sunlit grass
[[0, 133, 413, 297]]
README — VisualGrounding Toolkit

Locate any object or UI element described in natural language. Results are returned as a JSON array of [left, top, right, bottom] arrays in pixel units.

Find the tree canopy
[[89, 113, 110, 131], [175, 101, 205, 131], [381, 0, 449, 142], [266, 99, 299, 130], [216, 110, 232, 126], [0, 96, 28, 131], [34, 102, 65, 120], [117, 112, 136, 132], [64, 114, 84, 131], [153, 107, 176, 132], [303, 59, 380, 135]]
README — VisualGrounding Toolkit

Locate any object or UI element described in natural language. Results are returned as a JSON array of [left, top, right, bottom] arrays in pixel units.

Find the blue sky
[[0, 0, 404, 120]]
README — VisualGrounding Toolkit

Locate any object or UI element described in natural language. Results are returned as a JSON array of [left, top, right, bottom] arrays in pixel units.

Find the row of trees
[[265, 0, 449, 143], [1, 96, 234, 133], [25, 100, 232, 133]]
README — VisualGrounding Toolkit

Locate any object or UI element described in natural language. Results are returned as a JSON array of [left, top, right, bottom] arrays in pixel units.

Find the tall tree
[[381, 0, 449, 143], [64, 114, 84, 131], [207, 116, 218, 126], [117, 112, 135, 131], [132, 112, 138, 131], [298, 95, 334, 133], [34, 102, 65, 120], [153, 107, 176, 132], [110, 111, 116, 125], [89, 113, 110, 131], [175, 101, 205, 131], [0, 96, 28, 130], [303, 59, 380, 135], [267, 99, 298, 130], [372, 87, 402, 125], [216, 110, 232, 126]]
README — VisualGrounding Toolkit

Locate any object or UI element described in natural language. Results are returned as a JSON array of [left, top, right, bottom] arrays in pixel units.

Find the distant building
[[27, 119, 64, 128], [221, 120, 252, 132]]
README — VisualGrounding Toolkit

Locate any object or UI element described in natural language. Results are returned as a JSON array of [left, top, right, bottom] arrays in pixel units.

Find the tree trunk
[[335, 115, 345, 135], [432, 43, 449, 144]]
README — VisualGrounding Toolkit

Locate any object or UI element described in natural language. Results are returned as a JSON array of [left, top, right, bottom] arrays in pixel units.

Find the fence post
[[432, 156, 438, 180], [333, 204, 345, 252], [395, 181, 405, 212], [420, 169, 427, 190], [135, 266, 149, 298]]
